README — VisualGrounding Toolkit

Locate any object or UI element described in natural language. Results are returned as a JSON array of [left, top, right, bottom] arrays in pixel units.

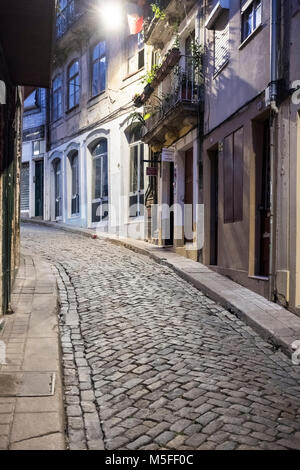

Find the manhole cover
[[0, 373, 55, 397]]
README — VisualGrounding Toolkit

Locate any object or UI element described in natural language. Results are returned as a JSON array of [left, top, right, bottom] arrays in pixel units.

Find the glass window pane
[[99, 41, 106, 57], [92, 157, 101, 200], [93, 140, 107, 156], [69, 60, 79, 77], [102, 154, 108, 198], [100, 57, 106, 91], [130, 146, 138, 193], [92, 62, 99, 96], [75, 75, 80, 104], [255, 1, 262, 28], [93, 44, 100, 61], [139, 144, 144, 190]]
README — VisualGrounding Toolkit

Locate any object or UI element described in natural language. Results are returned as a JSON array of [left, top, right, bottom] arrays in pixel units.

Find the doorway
[[256, 119, 271, 277], [184, 148, 194, 243], [209, 149, 219, 265], [165, 162, 174, 246], [35, 160, 44, 217]]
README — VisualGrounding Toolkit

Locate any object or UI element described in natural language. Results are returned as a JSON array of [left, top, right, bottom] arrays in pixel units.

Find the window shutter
[[223, 134, 234, 223], [233, 128, 244, 222], [214, 12, 229, 74]]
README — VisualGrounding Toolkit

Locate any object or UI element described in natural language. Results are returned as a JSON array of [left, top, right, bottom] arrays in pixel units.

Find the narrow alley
[[20, 223, 300, 451]]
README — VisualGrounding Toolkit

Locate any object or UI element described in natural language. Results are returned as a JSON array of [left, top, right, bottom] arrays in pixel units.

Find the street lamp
[[98, 0, 124, 31]]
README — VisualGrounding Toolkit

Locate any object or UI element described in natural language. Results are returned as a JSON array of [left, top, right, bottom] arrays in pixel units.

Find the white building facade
[[43, 0, 149, 240]]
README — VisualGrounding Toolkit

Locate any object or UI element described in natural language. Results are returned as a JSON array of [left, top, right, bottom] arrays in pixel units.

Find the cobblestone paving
[[21, 224, 300, 450]]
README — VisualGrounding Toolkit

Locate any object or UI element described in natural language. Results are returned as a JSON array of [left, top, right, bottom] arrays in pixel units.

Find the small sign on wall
[[162, 147, 175, 162], [146, 167, 158, 176]]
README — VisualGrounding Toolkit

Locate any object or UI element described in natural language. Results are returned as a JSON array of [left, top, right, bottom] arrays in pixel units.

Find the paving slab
[[0, 253, 65, 450]]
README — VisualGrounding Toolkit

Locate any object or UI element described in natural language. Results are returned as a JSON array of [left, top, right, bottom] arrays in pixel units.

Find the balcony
[[144, 0, 198, 47], [142, 60, 202, 149]]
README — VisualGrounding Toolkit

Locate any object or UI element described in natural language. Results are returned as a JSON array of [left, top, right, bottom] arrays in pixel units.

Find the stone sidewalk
[[0, 253, 65, 450], [21, 218, 300, 358]]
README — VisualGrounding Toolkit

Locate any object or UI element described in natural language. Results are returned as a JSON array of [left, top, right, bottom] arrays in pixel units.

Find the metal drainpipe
[[269, 0, 279, 301]]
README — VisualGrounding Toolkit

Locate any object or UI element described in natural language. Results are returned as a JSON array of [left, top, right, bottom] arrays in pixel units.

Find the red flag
[[127, 1, 144, 35]]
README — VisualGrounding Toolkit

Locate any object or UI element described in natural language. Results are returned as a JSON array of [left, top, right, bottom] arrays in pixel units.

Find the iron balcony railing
[[56, 0, 77, 39], [145, 57, 202, 133]]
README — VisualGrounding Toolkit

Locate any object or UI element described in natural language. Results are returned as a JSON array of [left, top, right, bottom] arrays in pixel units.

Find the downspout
[[269, 0, 279, 301]]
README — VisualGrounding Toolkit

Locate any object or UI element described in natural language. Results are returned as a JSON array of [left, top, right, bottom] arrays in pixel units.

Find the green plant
[[151, 3, 166, 20], [128, 111, 149, 128], [142, 64, 161, 85]]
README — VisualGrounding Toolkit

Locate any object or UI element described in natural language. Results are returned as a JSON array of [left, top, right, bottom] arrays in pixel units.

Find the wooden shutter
[[21, 162, 30, 211], [223, 134, 234, 223], [233, 128, 244, 222], [214, 12, 229, 74]]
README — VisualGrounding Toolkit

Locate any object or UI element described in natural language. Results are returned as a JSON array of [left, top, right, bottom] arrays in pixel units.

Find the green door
[[35, 160, 44, 217]]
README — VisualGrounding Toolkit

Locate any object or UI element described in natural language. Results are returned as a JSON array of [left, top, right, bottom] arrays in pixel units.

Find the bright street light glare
[[99, 1, 123, 31]]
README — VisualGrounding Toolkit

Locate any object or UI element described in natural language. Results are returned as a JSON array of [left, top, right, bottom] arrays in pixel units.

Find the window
[[214, 11, 229, 74], [68, 60, 80, 109], [56, 0, 75, 39], [52, 75, 63, 120], [71, 153, 80, 215], [223, 128, 244, 223], [33, 141, 40, 156], [91, 41, 107, 97], [241, 0, 262, 42], [128, 126, 144, 218], [54, 160, 62, 219], [127, 32, 144, 76], [24, 90, 38, 112], [91, 140, 108, 222]]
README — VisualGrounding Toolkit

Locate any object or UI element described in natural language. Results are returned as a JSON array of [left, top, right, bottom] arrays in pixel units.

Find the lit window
[[68, 60, 80, 109], [91, 140, 108, 222], [241, 0, 262, 42], [33, 141, 40, 156], [71, 153, 80, 215], [128, 126, 144, 218], [52, 75, 62, 120], [91, 41, 107, 97]]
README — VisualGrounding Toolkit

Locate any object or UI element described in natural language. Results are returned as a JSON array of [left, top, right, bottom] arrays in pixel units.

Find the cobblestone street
[[21, 224, 300, 450]]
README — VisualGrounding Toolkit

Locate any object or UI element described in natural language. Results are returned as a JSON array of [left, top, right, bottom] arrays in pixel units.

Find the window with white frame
[[91, 41, 107, 97], [127, 32, 144, 76], [68, 60, 80, 109], [128, 126, 144, 218], [241, 0, 262, 42], [71, 152, 80, 215], [52, 75, 63, 120], [33, 141, 40, 156], [214, 10, 229, 74], [54, 159, 62, 219], [91, 139, 108, 222]]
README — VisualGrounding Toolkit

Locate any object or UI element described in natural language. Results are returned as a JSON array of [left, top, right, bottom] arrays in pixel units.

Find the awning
[[0, 0, 56, 87]]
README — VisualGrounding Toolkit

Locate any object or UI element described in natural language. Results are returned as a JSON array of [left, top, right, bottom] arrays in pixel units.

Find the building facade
[[202, 0, 300, 315], [21, 88, 48, 219], [43, 0, 150, 240], [140, 0, 204, 261]]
